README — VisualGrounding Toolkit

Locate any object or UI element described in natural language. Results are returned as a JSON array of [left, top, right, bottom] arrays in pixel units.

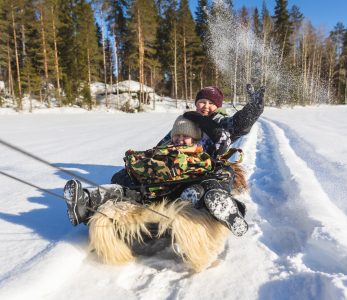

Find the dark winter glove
[[183, 111, 224, 143], [246, 84, 265, 109]]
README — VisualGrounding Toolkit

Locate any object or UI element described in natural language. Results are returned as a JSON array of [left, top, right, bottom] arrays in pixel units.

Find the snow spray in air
[[207, 0, 331, 106]]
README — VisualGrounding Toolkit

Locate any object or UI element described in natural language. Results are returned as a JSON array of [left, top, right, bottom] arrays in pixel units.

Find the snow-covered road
[[0, 106, 346, 299]]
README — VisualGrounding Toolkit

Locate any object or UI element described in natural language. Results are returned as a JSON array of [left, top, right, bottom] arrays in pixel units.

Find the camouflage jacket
[[124, 144, 214, 198]]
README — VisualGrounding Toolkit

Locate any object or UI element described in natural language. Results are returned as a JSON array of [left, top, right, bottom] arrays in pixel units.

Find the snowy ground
[[0, 105, 347, 299]]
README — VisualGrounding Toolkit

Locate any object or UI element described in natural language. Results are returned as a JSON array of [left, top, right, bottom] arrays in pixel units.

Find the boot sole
[[204, 189, 248, 236], [64, 179, 82, 226]]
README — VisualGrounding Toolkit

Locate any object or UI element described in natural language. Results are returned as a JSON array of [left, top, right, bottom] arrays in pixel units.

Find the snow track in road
[[250, 118, 347, 299]]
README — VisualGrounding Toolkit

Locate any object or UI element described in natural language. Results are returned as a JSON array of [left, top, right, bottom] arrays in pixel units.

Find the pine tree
[[157, 0, 179, 101], [126, 0, 159, 107], [20, 0, 42, 110], [178, 0, 201, 102], [342, 29, 347, 104], [273, 0, 292, 61], [252, 7, 261, 37], [57, 0, 77, 104], [261, 0, 273, 86], [195, 0, 208, 43], [0, 0, 13, 100], [106, 0, 128, 81], [194, 0, 210, 89], [330, 22, 346, 102], [75, 0, 100, 108], [289, 4, 303, 66]]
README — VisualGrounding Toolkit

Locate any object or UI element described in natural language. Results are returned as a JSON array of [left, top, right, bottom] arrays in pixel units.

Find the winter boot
[[64, 179, 90, 226], [86, 184, 124, 211], [64, 180, 124, 226], [200, 178, 223, 191], [203, 188, 248, 237], [180, 184, 205, 208]]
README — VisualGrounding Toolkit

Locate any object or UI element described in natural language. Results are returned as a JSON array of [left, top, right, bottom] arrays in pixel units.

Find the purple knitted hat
[[195, 86, 224, 108]]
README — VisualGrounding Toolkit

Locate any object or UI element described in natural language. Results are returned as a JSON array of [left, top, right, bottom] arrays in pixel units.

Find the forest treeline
[[0, 0, 346, 110]]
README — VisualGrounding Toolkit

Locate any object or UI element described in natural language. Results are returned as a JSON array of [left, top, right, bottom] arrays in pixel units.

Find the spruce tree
[[342, 29, 347, 104], [178, 0, 201, 101], [0, 0, 12, 97], [75, 0, 100, 108], [195, 0, 208, 43], [57, 0, 77, 104], [20, 0, 42, 108], [289, 4, 303, 66], [126, 0, 159, 106], [330, 22, 346, 102], [106, 0, 128, 80], [273, 0, 292, 60], [156, 0, 179, 98], [252, 7, 261, 37]]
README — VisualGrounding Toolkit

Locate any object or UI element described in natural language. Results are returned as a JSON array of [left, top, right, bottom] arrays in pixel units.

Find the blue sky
[[189, 0, 347, 33]]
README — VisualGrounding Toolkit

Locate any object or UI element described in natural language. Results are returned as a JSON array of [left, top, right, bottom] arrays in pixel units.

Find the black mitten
[[183, 111, 224, 142], [246, 84, 266, 109]]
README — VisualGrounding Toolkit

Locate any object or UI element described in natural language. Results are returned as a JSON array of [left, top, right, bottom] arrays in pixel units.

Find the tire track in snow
[[251, 119, 347, 299], [263, 117, 347, 216]]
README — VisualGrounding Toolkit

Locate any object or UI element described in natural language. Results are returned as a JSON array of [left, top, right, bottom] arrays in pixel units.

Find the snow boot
[[86, 184, 124, 211], [203, 188, 248, 237], [64, 180, 124, 226], [64, 179, 90, 226], [180, 184, 205, 208], [200, 178, 223, 191]]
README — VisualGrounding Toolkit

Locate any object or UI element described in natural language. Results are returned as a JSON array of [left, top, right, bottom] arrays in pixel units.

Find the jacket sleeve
[[157, 131, 172, 146], [219, 103, 264, 143]]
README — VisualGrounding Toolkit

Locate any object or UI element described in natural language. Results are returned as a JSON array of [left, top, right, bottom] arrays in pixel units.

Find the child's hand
[[246, 84, 265, 108]]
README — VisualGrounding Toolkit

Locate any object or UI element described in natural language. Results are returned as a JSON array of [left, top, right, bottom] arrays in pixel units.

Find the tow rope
[[0, 138, 170, 220]]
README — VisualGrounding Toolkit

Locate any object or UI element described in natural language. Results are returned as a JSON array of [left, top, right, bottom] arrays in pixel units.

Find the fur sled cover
[[88, 199, 230, 272], [230, 163, 248, 194]]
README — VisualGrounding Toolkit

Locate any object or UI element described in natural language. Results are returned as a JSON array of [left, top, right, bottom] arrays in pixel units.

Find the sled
[[88, 148, 248, 272], [88, 199, 230, 272]]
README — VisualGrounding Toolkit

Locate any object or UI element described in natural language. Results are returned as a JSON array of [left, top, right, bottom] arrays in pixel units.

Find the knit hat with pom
[[195, 86, 224, 108]]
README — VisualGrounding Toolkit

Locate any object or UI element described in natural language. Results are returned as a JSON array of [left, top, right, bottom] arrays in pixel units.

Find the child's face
[[196, 99, 217, 116], [172, 134, 194, 146]]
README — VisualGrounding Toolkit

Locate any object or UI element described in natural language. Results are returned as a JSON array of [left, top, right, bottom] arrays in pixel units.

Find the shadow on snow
[[0, 163, 123, 242]]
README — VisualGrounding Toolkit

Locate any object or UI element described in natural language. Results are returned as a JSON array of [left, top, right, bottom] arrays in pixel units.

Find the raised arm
[[219, 85, 265, 143]]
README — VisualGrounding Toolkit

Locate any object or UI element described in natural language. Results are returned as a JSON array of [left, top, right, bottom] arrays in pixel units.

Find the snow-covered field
[[0, 105, 347, 299]]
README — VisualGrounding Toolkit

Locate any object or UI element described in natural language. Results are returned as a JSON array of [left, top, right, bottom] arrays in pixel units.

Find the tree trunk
[[174, 21, 178, 108], [215, 66, 218, 87], [113, 27, 120, 109], [11, 4, 22, 110], [51, 6, 61, 105], [302, 31, 307, 104], [87, 47, 93, 108], [137, 9, 144, 109], [100, 10, 108, 108], [109, 50, 113, 97], [183, 29, 188, 106], [40, 5, 50, 107], [189, 59, 193, 101], [279, 26, 289, 65], [7, 38, 15, 104], [200, 69, 203, 89], [233, 42, 239, 105]]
